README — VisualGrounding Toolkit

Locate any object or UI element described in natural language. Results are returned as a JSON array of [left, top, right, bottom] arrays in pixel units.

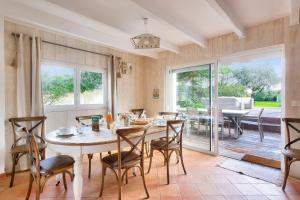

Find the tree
[[42, 75, 74, 105], [80, 71, 102, 93], [42, 72, 102, 105], [176, 69, 210, 108], [232, 66, 280, 97]]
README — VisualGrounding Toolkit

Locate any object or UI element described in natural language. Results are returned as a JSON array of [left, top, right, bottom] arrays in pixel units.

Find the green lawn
[[254, 101, 281, 108]]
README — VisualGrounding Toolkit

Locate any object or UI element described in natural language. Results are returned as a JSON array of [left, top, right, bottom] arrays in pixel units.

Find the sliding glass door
[[167, 63, 217, 153]]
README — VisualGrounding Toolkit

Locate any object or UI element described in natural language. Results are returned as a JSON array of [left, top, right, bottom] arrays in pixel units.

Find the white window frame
[[42, 60, 108, 112], [165, 59, 219, 155]]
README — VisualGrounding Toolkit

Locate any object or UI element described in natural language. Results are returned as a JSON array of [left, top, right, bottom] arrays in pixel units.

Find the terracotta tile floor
[[1, 149, 300, 200]]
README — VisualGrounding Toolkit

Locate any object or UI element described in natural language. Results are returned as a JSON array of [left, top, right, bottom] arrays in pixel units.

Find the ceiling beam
[[290, 0, 300, 25], [0, 0, 158, 58], [131, 0, 207, 47], [206, 0, 245, 38], [13, 0, 179, 54]]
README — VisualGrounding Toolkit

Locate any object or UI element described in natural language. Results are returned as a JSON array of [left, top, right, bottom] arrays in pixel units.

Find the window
[[42, 62, 75, 106], [80, 70, 103, 105], [41, 61, 106, 110]]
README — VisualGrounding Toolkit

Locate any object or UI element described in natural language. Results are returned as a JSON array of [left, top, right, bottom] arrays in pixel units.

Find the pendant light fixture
[[131, 18, 160, 49]]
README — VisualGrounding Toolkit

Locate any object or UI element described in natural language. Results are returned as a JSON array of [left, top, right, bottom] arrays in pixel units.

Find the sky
[[229, 57, 282, 78]]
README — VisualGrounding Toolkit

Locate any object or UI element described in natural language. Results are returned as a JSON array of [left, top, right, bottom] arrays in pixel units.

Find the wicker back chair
[[147, 120, 186, 184], [8, 116, 47, 187], [99, 126, 150, 200], [25, 132, 74, 200]]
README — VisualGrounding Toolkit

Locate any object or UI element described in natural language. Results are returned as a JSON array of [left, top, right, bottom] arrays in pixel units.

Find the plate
[[56, 133, 74, 138], [56, 128, 74, 137]]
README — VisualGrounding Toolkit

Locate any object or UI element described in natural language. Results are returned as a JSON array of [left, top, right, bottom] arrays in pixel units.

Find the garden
[[176, 65, 281, 108]]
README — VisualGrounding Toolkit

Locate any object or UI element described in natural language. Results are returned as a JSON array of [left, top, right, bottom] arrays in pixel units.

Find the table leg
[[73, 155, 83, 200], [235, 116, 239, 137]]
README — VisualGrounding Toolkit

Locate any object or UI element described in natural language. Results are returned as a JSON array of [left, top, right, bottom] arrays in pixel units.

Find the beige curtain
[[31, 36, 43, 116], [108, 56, 118, 119], [16, 34, 43, 116], [15, 34, 43, 170]]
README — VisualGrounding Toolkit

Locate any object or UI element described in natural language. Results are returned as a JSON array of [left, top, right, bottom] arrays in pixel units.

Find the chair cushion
[[39, 155, 74, 174], [11, 143, 46, 154], [102, 151, 141, 168], [282, 148, 300, 159], [151, 139, 180, 150]]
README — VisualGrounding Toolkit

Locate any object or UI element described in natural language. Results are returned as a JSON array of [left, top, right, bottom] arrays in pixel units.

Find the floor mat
[[242, 154, 281, 169], [218, 158, 283, 186]]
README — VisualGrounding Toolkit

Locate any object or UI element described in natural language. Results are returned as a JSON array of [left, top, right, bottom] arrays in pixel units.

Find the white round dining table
[[45, 125, 166, 200]]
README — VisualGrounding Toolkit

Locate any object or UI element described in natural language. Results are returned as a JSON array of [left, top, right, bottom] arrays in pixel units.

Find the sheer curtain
[[15, 34, 43, 170]]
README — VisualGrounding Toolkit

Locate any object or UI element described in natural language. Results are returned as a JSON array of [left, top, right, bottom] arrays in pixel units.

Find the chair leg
[[26, 173, 34, 200], [36, 181, 41, 200], [282, 156, 290, 190], [99, 166, 107, 197], [260, 123, 264, 139], [118, 170, 122, 200], [87, 154, 93, 179], [228, 121, 231, 136], [147, 149, 153, 174], [145, 142, 150, 157], [175, 150, 180, 164], [9, 154, 17, 188], [125, 171, 128, 184], [221, 124, 224, 140], [179, 149, 187, 175], [139, 165, 150, 199], [62, 172, 67, 190], [166, 150, 170, 184], [258, 123, 263, 142]]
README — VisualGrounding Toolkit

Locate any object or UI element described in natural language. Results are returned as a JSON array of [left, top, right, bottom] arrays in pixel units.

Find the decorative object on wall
[[116, 56, 133, 78], [152, 89, 160, 99], [131, 18, 160, 49]]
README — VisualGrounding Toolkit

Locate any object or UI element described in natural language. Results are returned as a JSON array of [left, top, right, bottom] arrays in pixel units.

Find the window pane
[[80, 71, 103, 104], [42, 63, 75, 106]]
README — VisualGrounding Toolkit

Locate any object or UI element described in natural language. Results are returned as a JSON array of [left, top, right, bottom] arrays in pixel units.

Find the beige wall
[[4, 21, 145, 172]]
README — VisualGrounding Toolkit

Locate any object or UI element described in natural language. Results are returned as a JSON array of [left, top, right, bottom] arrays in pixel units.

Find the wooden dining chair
[[75, 115, 103, 179], [8, 116, 47, 187], [131, 108, 145, 118], [99, 126, 150, 200], [144, 111, 180, 158], [26, 132, 74, 200], [159, 111, 179, 119], [282, 118, 300, 190], [147, 120, 187, 184]]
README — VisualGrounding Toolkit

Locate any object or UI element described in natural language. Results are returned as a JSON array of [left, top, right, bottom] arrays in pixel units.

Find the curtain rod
[[11, 32, 113, 58]]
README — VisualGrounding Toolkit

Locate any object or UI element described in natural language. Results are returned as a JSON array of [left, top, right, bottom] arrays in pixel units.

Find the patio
[[183, 108, 281, 163]]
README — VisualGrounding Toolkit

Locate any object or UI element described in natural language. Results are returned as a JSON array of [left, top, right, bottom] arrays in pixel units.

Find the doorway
[[218, 48, 283, 169]]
